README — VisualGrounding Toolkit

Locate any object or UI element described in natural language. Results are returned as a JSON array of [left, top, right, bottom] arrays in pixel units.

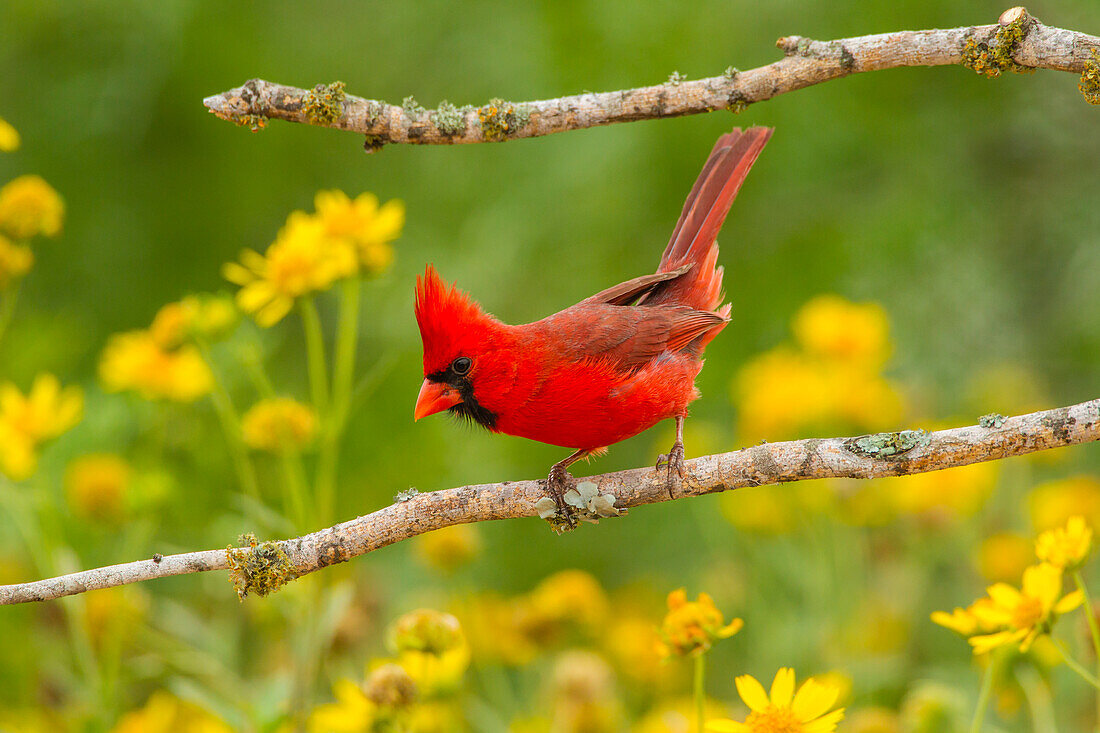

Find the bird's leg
[[546, 449, 589, 529], [656, 416, 686, 499]]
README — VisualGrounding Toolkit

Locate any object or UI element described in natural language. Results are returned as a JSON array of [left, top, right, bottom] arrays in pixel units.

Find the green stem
[[1074, 569, 1100, 728], [196, 339, 262, 506], [970, 654, 997, 733], [693, 652, 706, 733], [278, 449, 310, 531], [1016, 663, 1058, 733], [299, 297, 328, 415], [0, 280, 21, 348], [1056, 640, 1100, 690], [316, 279, 360, 525]]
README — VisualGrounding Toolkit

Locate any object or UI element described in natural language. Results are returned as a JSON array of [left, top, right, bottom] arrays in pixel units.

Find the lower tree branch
[[202, 7, 1100, 147], [2, 398, 1097, 605]]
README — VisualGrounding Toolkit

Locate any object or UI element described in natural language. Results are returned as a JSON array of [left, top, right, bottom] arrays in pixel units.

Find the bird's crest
[[414, 265, 499, 374]]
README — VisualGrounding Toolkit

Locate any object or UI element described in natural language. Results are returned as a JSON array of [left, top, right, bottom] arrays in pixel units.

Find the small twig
[[1, 398, 1097, 605], [202, 8, 1099, 147]]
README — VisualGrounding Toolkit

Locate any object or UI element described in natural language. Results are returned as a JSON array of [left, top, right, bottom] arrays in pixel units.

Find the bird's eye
[[451, 357, 472, 375]]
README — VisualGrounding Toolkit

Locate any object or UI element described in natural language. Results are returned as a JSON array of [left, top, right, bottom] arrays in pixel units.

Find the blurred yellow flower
[[976, 532, 1033, 583], [0, 174, 63, 240], [967, 563, 1083, 654], [1035, 515, 1092, 570], [605, 615, 669, 688], [363, 662, 418, 708], [0, 373, 83, 480], [308, 678, 376, 733], [707, 668, 844, 733], [390, 609, 465, 656], [455, 593, 539, 665], [1029, 475, 1100, 532], [66, 453, 131, 523], [111, 691, 232, 733], [889, 460, 998, 519], [0, 234, 33, 288], [528, 569, 610, 631], [735, 348, 903, 442], [241, 397, 318, 453], [843, 707, 901, 733], [657, 588, 743, 658], [792, 295, 891, 366], [223, 211, 356, 327], [84, 586, 148, 651], [721, 480, 833, 534], [550, 650, 621, 733], [0, 117, 20, 152], [151, 294, 239, 348], [314, 189, 404, 274], [99, 330, 213, 402], [415, 523, 482, 572]]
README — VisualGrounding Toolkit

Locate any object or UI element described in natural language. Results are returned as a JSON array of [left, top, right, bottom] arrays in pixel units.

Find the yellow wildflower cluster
[[0, 174, 64, 241], [707, 668, 845, 733], [224, 190, 403, 326], [1029, 475, 1100, 532], [241, 397, 318, 453], [656, 588, 743, 658], [458, 569, 611, 666], [98, 296, 229, 402], [65, 453, 131, 523], [933, 516, 1089, 654], [0, 373, 83, 480], [734, 295, 903, 443], [310, 609, 467, 732], [0, 169, 63, 290]]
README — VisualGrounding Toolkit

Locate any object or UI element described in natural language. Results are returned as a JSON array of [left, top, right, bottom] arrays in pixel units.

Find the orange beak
[[414, 378, 462, 421]]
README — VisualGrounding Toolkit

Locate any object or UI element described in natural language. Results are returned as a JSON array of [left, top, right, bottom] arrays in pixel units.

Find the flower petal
[[803, 707, 845, 733], [735, 674, 770, 713], [792, 677, 839, 722], [1055, 589, 1084, 614], [705, 719, 749, 733], [769, 667, 795, 707]]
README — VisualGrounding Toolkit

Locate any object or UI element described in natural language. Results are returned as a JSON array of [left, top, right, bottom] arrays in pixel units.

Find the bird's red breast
[[414, 127, 774, 451]]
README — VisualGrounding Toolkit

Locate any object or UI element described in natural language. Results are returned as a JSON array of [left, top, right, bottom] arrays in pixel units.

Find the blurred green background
[[1, 0, 1099, 731]]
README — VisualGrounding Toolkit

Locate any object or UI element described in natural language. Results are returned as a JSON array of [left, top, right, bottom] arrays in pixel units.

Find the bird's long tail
[[651, 127, 773, 314]]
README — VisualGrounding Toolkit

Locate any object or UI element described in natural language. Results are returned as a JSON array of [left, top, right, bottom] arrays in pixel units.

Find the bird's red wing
[[548, 304, 728, 369], [581, 264, 692, 306]]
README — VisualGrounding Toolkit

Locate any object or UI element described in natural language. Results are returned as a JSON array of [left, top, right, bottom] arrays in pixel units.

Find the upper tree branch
[[203, 8, 1100, 147], [1, 398, 1097, 605]]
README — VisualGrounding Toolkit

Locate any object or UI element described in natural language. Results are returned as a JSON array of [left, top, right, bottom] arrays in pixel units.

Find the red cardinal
[[414, 127, 773, 525]]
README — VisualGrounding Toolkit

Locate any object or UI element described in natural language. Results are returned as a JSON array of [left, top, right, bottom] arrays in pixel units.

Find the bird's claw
[[656, 441, 686, 499], [545, 465, 579, 531]]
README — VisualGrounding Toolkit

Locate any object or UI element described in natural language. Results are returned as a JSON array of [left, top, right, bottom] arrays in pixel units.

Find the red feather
[[414, 127, 773, 454]]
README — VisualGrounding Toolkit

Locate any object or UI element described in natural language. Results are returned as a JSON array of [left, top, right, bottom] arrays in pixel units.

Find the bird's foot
[[656, 441, 685, 499], [543, 464, 579, 532]]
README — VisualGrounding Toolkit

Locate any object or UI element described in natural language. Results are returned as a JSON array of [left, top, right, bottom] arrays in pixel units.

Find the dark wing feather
[[581, 264, 692, 306]]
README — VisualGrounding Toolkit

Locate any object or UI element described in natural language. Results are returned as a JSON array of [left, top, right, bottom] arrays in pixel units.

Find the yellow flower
[[792, 295, 891, 367], [111, 690, 232, 733], [0, 174, 64, 240], [528, 569, 610, 631], [314, 189, 404, 274], [633, 697, 729, 733], [707, 668, 845, 733], [240, 397, 317, 453], [0, 117, 20, 152], [967, 563, 1084, 654], [99, 330, 213, 402], [889, 460, 998, 519], [0, 374, 83, 480], [976, 532, 1034, 582], [1029, 475, 1100, 532], [415, 523, 482, 572], [308, 678, 375, 733], [550, 650, 621, 733], [66, 453, 131, 523], [0, 234, 33, 288], [657, 588, 743, 658], [223, 211, 356, 326], [1035, 515, 1092, 570], [389, 609, 465, 656], [151, 294, 239, 348]]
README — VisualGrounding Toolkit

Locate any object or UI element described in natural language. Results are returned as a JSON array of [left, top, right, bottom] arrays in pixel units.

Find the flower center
[[1012, 596, 1043, 629], [745, 706, 802, 733]]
